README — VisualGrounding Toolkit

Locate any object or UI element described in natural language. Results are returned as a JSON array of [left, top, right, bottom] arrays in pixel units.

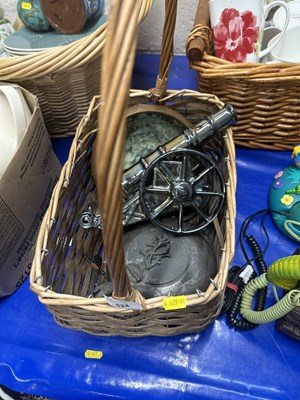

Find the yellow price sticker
[[163, 295, 187, 310], [21, 2, 32, 10], [84, 350, 103, 359]]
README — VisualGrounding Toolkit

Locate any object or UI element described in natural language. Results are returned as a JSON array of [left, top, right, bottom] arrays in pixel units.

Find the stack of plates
[[0, 84, 32, 177], [3, 14, 106, 56]]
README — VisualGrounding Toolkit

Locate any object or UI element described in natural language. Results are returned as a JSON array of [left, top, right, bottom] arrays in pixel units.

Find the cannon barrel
[[122, 104, 236, 197]]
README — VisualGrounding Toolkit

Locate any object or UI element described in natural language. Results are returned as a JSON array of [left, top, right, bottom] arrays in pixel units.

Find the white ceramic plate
[[4, 49, 36, 56], [0, 92, 18, 176], [273, 0, 300, 30], [0, 85, 28, 141], [0, 84, 32, 176], [14, 87, 32, 129], [3, 43, 54, 53]]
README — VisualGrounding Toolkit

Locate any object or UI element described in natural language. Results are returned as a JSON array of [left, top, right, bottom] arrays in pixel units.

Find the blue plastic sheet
[[0, 54, 300, 399]]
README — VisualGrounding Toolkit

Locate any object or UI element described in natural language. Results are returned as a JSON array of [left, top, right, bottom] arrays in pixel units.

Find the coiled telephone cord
[[226, 235, 268, 330], [241, 254, 300, 324]]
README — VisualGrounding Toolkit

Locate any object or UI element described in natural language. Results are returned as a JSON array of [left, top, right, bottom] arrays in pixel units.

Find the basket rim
[[192, 53, 300, 81], [188, 25, 300, 81]]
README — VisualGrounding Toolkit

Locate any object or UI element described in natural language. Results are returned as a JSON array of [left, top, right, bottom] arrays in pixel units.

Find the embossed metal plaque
[[123, 221, 217, 299]]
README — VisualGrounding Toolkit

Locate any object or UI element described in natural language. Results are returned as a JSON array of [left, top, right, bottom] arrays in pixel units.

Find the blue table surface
[[0, 54, 299, 400]]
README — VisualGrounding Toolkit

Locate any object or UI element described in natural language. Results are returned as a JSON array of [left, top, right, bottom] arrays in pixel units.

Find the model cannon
[[79, 104, 236, 234]]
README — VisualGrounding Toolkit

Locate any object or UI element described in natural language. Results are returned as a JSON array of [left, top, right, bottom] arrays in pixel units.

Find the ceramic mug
[[268, 25, 300, 62], [272, 0, 300, 30], [17, 0, 52, 32], [209, 0, 290, 63], [40, 0, 104, 34], [259, 26, 281, 62], [261, 26, 281, 51]]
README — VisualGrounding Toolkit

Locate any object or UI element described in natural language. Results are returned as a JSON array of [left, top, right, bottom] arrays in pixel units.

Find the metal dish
[[124, 104, 192, 170], [123, 220, 217, 299]]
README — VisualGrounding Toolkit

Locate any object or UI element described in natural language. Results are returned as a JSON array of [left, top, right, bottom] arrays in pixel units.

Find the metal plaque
[[123, 221, 217, 299]]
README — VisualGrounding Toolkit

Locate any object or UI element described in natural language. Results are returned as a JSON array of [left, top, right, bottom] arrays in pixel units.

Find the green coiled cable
[[267, 255, 300, 290], [240, 255, 300, 324]]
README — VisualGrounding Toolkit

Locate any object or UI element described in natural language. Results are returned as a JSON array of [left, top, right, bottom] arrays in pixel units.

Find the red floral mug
[[209, 0, 290, 63]]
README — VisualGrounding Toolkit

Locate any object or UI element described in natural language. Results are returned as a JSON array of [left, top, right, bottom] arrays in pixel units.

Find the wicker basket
[[0, 2, 152, 137], [186, 0, 300, 150], [30, 0, 237, 337]]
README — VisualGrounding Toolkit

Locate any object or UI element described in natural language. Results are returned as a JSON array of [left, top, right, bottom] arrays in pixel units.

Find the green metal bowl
[[124, 105, 191, 170]]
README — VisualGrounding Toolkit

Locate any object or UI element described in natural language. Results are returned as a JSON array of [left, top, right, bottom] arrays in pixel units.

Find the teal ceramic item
[[17, 0, 52, 32], [269, 144, 300, 241], [85, 0, 104, 20]]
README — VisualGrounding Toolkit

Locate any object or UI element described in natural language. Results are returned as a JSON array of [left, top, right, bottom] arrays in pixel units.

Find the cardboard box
[[0, 86, 61, 297]]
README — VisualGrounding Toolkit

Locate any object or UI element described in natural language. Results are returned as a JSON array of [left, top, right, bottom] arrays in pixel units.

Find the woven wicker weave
[[186, 1, 300, 150], [30, 0, 237, 337], [0, 2, 152, 137]]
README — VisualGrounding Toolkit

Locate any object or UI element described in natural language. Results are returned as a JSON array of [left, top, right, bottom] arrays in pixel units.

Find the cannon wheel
[[140, 149, 225, 234]]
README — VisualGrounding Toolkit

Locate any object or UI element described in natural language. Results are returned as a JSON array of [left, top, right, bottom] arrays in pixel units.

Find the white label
[[239, 264, 254, 284], [104, 296, 143, 311]]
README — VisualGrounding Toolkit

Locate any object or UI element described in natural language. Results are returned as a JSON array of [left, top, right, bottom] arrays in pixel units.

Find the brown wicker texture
[[30, 0, 237, 337], [0, 1, 152, 137], [186, 3, 300, 150]]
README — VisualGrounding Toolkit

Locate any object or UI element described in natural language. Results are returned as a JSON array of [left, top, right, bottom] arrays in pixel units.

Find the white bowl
[[0, 93, 18, 176], [0, 85, 32, 176], [14, 87, 32, 129]]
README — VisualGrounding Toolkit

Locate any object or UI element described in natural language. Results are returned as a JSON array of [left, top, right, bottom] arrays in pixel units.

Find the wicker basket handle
[[150, 0, 178, 100], [186, 0, 212, 63], [93, 0, 179, 302]]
